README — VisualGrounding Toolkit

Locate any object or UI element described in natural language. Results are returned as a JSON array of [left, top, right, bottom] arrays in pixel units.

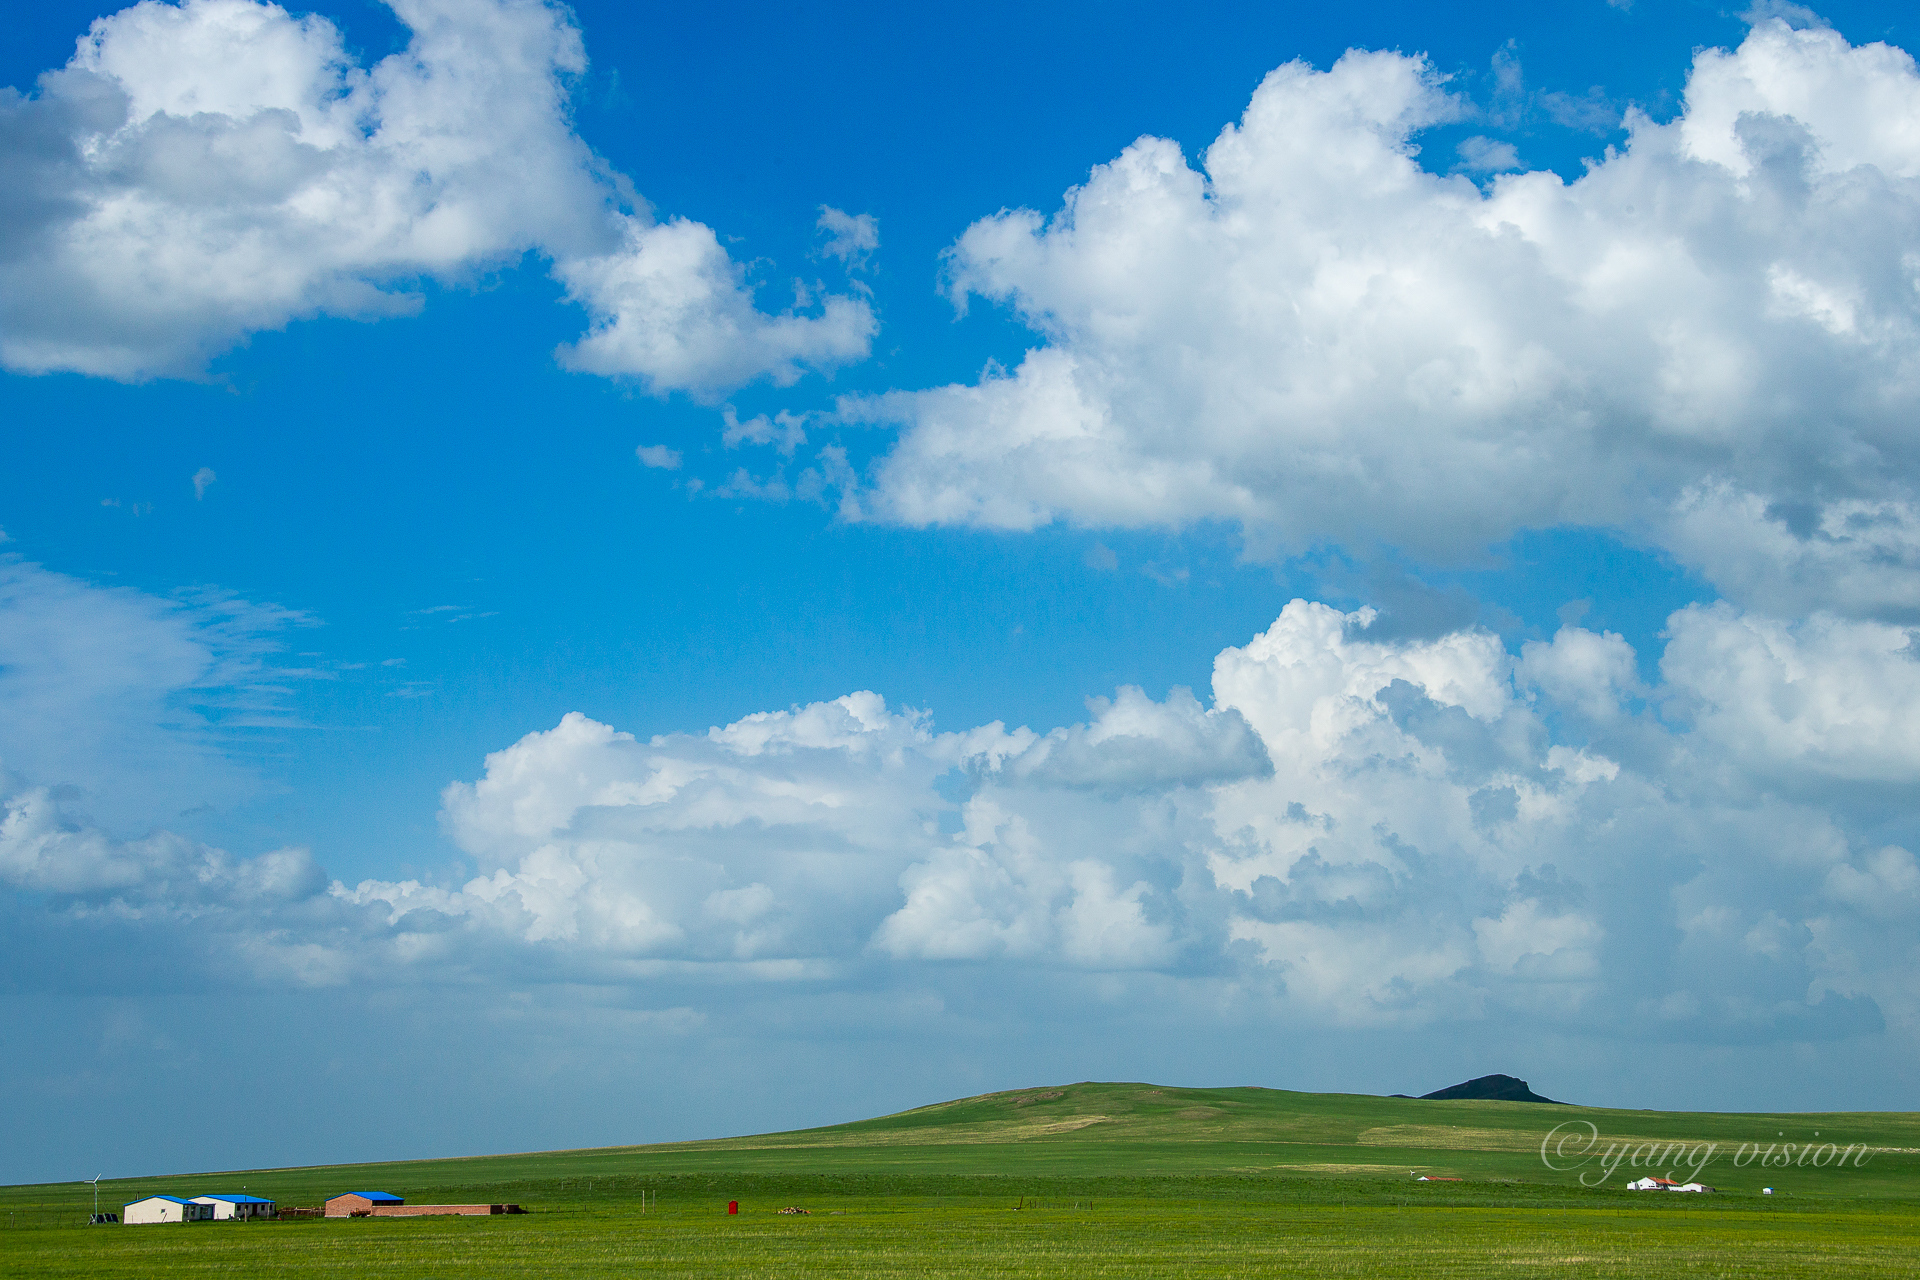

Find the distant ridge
[[1409, 1074, 1565, 1104]]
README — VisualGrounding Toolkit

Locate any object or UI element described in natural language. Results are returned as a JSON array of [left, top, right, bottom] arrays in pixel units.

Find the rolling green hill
[[4, 1082, 1917, 1277], [646, 1082, 1920, 1191]]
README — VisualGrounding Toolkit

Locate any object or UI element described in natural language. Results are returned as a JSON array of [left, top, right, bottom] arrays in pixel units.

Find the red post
[[727, 1201, 738, 1215]]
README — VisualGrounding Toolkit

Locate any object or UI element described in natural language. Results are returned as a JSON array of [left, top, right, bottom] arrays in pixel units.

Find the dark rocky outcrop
[[1415, 1074, 1564, 1104]]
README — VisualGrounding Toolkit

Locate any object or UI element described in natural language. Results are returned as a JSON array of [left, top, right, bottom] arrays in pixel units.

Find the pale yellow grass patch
[[703, 1116, 1117, 1149], [1356, 1125, 1551, 1151], [1359, 1124, 1746, 1164]]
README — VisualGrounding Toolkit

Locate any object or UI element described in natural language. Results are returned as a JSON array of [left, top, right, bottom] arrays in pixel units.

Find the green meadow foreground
[[4, 1083, 1917, 1277]]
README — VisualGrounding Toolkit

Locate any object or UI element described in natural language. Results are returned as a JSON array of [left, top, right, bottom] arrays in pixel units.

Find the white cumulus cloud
[[211, 598, 1906, 1051], [0, 0, 870, 391], [835, 19, 1920, 619], [5, 593, 1917, 1069], [554, 217, 875, 399], [1661, 604, 1920, 781]]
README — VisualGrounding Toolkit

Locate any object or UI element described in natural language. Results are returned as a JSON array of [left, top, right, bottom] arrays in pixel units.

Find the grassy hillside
[[655, 1082, 1920, 1191], [3, 1082, 1917, 1277]]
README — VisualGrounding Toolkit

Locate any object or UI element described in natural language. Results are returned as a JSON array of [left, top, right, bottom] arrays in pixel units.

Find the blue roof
[[334, 1191, 403, 1202], [197, 1194, 274, 1203], [125, 1196, 195, 1206]]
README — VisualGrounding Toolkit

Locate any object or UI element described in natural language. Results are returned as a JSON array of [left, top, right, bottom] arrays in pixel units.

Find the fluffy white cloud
[[1661, 603, 1920, 781], [7, 590, 1916, 1071], [836, 19, 1920, 617], [1666, 483, 1920, 620], [1518, 624, 1641, 721], [0, 782, 369, 992], [237, 598, 1910, 1050], [0, 0, 869, 389], [383, 696, 958, 966], [875, 801, 1181, 968], [816, 206, 879, 268], [555, 217, 875, 398], [0, 785, 323, 902], [987, 685, 1269, 791]]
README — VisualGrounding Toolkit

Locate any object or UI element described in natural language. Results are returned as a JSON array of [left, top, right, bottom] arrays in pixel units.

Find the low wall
[[370, 1204, 523, 1217]]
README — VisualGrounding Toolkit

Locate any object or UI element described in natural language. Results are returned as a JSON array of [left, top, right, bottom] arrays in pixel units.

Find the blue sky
[[5, 0, 1920, 1184]]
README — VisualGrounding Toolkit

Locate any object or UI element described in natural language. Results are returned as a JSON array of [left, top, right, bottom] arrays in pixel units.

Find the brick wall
[[370, 1204, 515, 1217], [324, 1196, 378, 1217]]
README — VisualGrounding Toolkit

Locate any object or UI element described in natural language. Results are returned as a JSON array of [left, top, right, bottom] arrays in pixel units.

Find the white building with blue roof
[[123, 1195, 214, 1224], [191, 1193, 276, 1220]]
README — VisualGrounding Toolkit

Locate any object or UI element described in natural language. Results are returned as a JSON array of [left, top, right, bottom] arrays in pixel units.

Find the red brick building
[[324, 1192, 523, 1217]]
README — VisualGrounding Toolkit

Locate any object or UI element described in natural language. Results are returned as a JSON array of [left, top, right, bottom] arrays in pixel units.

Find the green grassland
[[3, 1082, 1917, 1276]]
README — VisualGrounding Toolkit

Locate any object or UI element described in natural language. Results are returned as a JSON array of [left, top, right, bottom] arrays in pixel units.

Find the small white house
[[123, 1196, 214, 1225], [191, 1194, 276, 1220]]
